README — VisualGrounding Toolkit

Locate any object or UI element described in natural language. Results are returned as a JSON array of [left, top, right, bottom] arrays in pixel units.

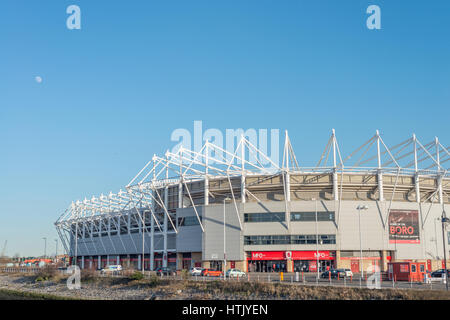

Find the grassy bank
[[2, 272, 449, 300], [0, 288, 77, 300]]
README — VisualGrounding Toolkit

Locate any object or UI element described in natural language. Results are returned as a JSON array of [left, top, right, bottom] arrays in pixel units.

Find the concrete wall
[[176, 207, 202, 252], [242, 200, 449, 261], [202, 202, 244, 261]]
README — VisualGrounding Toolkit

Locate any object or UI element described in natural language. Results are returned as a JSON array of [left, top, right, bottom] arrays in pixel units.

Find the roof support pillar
[[413, 134, 421, 203], [332, 129, 339, 201], [436, 137, 443, 205], [376, 130, 384, 201]]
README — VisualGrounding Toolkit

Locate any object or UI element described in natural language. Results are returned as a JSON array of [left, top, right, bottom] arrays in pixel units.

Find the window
[[244, 212, 285, 223], [290, 211, 335, 222], [399, 264, 409, 273], [420, 265, 424, 272], [178, 216, 202, 226], [411, 265, 416, 272], [244, 234, 336, 245]]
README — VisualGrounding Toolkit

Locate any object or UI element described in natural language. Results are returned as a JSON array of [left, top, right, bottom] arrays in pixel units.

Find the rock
[[144, 294, 156, 300]]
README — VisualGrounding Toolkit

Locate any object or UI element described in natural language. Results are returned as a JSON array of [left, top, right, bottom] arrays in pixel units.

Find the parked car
[[336, 268, 353, 278], [320, 269, 339, 279], [431, 269, 450, 278], [189, 267, 204, 276], [155, 267, 176, 276], [101, 265, 122, 274], [201, 268, 223, 277], [226, 269, 246, 278]]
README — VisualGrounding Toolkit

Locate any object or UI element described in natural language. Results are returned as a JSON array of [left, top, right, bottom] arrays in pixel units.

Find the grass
[[3, 272, 450, 300], [0, 288, 79, 300], [180, 280, 450, 300]]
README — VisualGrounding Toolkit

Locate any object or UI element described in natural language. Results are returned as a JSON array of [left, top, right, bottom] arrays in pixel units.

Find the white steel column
[[413, 134, 421, 203], [284, 131, 291, 203], [436, 137, 443, 205], [150, 210, 154, 270], [332, 129, 339, 201], [98, 255, 101, 269], [150, 157, 156, 271], [81, 256, 85, 269], [376, 130, 384, 201], [179, 152, 183, 208], [284, 131, 291, 230], [138, 254, 141, 270], [241, 136, 246, 204], [205, 142, 209, 205], [163, 153, 169, 268]]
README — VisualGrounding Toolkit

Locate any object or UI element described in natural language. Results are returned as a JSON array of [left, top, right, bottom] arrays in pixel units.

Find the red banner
[[250, 251, 285, 260], [291, 251, 334, 261], [249, 251, 334, 261]]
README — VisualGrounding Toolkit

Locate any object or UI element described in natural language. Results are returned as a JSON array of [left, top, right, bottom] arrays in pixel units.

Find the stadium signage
[[250, 251, 334, 260], [388, 210, 420, 244]]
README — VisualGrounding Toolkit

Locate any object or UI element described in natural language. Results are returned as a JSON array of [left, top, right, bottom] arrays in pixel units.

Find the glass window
[[244, 212, 285, 223], [179, 216, 202, 226], [290, 211, 335, 222], [244, 234, 335, 245]]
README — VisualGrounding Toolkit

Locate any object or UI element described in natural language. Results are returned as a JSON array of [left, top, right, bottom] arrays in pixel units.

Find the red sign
[[291, 251, 334, 261], [249, 251, 334, 261], [250, 251, 285, 260]]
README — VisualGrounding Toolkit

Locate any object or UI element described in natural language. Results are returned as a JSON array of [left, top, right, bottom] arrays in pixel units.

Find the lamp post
[[223, 197, 231, 278], [441, 208, 449, 291], [312, 198, 320, 279], [357, 205, 368, 288], [55, 239, 58, 263], [42, 237, 47, 259]]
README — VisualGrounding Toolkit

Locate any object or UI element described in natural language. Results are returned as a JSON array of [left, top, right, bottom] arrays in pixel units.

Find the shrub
[[129, 271, 144, 281], [180, 269, 191, 280], [148, 275, 160, 287]]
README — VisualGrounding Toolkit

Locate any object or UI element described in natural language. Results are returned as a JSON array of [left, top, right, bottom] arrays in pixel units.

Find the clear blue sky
[[0, 1, 449, 257]]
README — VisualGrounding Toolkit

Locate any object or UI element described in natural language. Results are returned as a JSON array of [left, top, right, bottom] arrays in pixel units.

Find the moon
[[35, 76, 42, 83]]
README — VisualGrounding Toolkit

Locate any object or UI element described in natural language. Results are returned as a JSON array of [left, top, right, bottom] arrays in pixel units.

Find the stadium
[[55, 130, 450, 274]]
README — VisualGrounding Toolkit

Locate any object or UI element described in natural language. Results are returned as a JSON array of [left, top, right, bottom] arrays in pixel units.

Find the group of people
[[248, 261, 288, 273]]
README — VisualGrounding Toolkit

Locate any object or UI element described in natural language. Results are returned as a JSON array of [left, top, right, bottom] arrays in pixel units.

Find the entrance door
[[351, 260, 359, 273]]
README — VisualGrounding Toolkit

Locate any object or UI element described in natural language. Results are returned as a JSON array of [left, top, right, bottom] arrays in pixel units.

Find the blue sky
[[0, 1, 449, 256]]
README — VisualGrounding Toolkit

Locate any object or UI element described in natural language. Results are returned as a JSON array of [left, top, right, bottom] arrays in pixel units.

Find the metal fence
[[1, 267, 447, 291], [152, 271, 449, 291]]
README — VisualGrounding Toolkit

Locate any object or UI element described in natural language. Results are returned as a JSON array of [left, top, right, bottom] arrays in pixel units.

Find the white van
[[101, 265, 123, 274]]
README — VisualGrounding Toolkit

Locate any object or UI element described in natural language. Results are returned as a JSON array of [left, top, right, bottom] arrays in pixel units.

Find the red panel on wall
[[250, 251, 285, 260], [291, 251, 334, 261]]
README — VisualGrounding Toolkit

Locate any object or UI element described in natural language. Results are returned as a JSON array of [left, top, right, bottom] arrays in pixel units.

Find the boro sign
[[389, 209, 420, 244]]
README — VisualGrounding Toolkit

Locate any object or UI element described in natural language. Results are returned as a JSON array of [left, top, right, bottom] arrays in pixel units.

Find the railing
[[2, 267, 448, 291]]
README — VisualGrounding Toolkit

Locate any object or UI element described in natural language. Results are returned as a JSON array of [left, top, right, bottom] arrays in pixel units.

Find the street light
[[441, 209, 449, 291], [42, 237, 47, 259], [55, 239, 58, 263], [223, 197, 231, 278], [357, 205, 368, 288], [312, 198, 320, 280]]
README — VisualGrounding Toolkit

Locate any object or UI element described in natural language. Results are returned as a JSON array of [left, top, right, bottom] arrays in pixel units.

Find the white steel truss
[[55, 130, 450, 260]]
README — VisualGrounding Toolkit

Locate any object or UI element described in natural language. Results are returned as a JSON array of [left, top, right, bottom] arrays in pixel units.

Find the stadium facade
[[55, 130, 450, 273]]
